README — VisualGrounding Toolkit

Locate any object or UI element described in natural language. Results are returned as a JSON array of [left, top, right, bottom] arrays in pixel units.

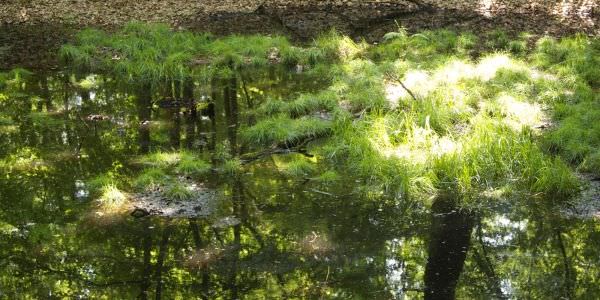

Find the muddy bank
[[1, 0, 599, 69]]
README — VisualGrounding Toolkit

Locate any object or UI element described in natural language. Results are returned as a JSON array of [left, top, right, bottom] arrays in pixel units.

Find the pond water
[[1, 68, 600, 299]]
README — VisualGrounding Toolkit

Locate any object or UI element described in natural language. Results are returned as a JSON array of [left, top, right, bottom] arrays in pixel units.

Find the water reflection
[[0, 69, 599, 299], [424, 196, 474, 300]]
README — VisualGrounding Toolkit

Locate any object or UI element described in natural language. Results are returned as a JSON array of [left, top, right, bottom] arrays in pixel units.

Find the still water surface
[[0, 69, 599, 299]]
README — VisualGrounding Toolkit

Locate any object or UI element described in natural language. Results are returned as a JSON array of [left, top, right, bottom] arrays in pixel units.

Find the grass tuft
[[175, 156, 211, 177], [243, 115, 332, 147], [98, 185, 128, 211], [133, 168, 169, 191], [165, 182, 194, 201]]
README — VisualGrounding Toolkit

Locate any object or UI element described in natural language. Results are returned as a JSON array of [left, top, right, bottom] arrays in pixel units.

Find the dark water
[[1, 69, 600, 300]]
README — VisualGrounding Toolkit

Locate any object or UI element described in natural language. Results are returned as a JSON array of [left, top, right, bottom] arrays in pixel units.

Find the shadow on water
[[1, 65, 600, 299], [424, 196, 474, 300]]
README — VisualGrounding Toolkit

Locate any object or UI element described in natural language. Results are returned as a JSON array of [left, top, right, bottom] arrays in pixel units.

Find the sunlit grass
[[280, 158, 316, 177], [175, 157, 211, 177], [317, 37, 587, 207], [136, 151, 182, 168], [243, 115, 332, 147], [313, 29, 366, 62], [314, 170, 340, 183], [97, 184, 129, 213]]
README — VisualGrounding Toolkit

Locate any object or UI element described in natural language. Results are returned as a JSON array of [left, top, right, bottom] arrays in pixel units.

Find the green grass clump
[[136, 151, 182, 168], [165, 182, 194, 201], [175, 156, 211, 177], [313, 30, 365, 62], [133, 168, 169, 191], [88, 174, 118, 193], [318, 39, 588, 207], [285, 91, 337, 118], [243, 116, 332, 147], [542, 100, 600, 167], [429, 118, 580, 207], [98, 184, 128, 210], [258, 91, 337, 118], [134, 151, 211, 180], [531, 159, 580, 202], [222, 158, 243, 176], [533, 35, 600, 86], [370, 30, 472, 67], [282, 158, 316, 177], [61, 21, 337, 89], [331, 59, 387, 111], [532, 36, 600, 174], [314, 170, 340, 183], [258, 99, 287, 116], [579, 151, 600, 177]]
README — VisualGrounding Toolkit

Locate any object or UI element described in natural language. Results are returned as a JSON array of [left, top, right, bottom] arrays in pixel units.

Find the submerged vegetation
[[2, 21, 600, 298]]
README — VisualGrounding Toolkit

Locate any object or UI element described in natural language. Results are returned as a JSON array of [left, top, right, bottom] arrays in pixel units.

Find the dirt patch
[[130, 179, 218, 218], [563, 174, 600, 219], [1, 0, 599, 69]]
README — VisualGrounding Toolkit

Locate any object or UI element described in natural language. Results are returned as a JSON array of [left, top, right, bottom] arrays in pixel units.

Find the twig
[[388, 73, 419, 101], [308, 188, 336, 197]]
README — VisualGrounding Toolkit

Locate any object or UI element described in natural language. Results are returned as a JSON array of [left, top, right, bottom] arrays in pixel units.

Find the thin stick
[[387, 72, 419, 101]]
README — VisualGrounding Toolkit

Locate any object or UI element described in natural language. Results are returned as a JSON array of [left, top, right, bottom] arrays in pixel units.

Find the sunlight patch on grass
[[136, 151, 182, 167], [476, 54, 516, 81], [433, 59, 476, 84], [97, 185, 129, 213], [496, 94, 545, 130]]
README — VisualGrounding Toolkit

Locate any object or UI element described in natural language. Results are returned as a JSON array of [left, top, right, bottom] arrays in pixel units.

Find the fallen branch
[[308, 188, 336, 197], [388, 73, 419, 101]]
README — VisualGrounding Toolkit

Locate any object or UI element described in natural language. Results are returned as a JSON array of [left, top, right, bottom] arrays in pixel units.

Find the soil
[[129, 178, 218, 218], [564, 174, 600, 219], [1, 0, 599, 70]]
